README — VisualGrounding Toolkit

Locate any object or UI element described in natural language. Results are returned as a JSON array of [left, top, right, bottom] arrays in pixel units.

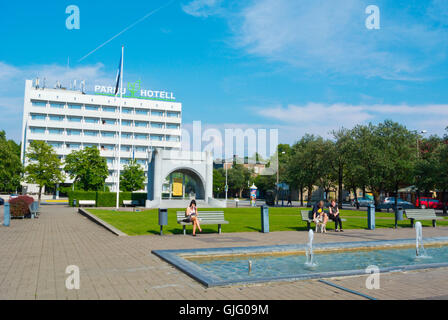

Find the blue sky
[[1, 0, 447, 146]]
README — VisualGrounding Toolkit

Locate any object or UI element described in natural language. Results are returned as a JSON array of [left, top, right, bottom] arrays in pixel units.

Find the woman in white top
[[186, 199, 202, 236]]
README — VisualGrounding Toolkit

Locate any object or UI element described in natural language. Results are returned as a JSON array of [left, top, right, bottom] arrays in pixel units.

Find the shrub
[[9, 195, 34, 217], [68, 191, 96, 207], [68, 191, 147, 207]]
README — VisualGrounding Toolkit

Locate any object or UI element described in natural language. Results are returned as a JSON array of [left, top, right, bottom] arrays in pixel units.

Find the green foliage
[[68, 191, 147, 207], [120, 160, 145, 192], [64, 146, 108, 191], [227, 164, 252, 197], [0, 130, 23, 192], [213, 168, 225, 197], [25, 140, 64, 200]]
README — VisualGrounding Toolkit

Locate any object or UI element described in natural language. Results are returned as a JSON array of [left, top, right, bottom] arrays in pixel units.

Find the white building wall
[[21, 80, 182, 192]]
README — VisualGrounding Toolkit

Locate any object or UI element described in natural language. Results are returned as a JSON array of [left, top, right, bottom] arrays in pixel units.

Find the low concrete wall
[[78, 208, 127, 236]]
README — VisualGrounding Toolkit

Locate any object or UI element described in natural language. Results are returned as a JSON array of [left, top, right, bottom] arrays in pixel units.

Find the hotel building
[[20, 79, 182, 192]]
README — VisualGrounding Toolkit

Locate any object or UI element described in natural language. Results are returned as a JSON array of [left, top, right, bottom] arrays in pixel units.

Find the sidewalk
[[1, 205, 447, 300]]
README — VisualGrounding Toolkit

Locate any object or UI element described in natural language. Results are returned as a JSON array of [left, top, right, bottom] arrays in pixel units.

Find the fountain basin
[[152, 237, 448, 287]]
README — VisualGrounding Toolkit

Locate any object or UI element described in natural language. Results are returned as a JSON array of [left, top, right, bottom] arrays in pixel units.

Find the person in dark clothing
[[287, 194, 292, 206], [312, 200, 328, 232], [328, 200, 343, 232]]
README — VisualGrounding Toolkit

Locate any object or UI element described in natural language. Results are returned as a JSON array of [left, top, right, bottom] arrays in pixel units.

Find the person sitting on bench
[[328, 200, 343, 232], [312, 200, 328, 233], [185, 200, 202, 236]]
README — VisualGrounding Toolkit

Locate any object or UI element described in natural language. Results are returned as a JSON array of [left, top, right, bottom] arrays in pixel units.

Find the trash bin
[[394, 207, 404, 228], [367, 203, 375, 230], [158, 208, 168, 235], [3, 202, 10, 227], [261, 205, 269, 233]]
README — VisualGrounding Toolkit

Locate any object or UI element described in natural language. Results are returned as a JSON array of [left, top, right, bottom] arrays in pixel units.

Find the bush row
[[68, 191, 147, 207]]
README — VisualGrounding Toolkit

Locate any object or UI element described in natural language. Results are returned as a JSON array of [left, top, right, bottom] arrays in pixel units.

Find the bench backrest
[[176, 211, 226, 222], [79, 200, 96, 204], [301, 210, 313, 221], [301, 209, 330, 221], [405, 209, 436, 219], [123, 200, 141, 205]]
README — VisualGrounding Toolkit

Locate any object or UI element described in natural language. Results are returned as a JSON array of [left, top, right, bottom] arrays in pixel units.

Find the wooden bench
[[300, 210, 346, 231], [176, 211, 229, 235], [405, 209, 440, 228], [78, 200, 96, 207], [123, 200, 142, 207]]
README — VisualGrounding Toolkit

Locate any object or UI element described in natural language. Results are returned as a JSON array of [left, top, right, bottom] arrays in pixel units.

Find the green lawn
[[87, 207, 448, 236]]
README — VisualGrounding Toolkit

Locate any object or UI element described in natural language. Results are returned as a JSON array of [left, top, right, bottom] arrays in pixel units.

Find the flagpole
[[116, 46, 124, 209]]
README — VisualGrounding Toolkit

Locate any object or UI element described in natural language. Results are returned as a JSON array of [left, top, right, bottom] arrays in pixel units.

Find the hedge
[[10, 195, 34, 217], [68, 191, 147, 207]]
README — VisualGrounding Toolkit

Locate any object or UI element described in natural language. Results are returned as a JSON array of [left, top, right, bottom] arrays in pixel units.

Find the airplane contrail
[[78, 0, 176, 62]]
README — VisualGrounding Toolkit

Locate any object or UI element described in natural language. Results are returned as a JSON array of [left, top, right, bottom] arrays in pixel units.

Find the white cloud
[[182, 0, 223, 18], [254, 103, 448, 142], [234, 0, 448, 78], [183, 0, 448, 79]]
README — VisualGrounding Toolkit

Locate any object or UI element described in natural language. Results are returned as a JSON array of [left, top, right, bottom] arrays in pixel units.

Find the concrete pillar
[[205, 151, 213, 201], [153, 148, 162, 201]]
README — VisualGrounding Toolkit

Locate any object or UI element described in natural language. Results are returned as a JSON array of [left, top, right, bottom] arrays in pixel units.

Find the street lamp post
[[276, 151, 286, 206], [416, 130, 427, 206]]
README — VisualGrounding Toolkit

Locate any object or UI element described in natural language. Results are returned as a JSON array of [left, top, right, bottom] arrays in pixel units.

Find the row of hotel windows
[[46, 142, 154, 153], [29, 127, 180, 141], [30, 114, 180, 129], [31, 101, 180, 118]]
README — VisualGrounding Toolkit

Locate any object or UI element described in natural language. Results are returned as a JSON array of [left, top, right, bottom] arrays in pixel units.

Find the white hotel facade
[[20, 79, 182, 192]]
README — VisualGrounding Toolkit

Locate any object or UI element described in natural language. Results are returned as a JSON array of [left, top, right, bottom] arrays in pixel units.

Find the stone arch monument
[[146, 148, 225, 208]]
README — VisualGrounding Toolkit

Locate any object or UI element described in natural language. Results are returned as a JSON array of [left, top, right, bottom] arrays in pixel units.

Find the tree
[[213, 168, 225, 198], [120, 160, 145, 192], [329, 128, 355, 208], [64, 146, 108, 191], [25, 140, 64, 202], [434, 130, 448, 214], [227, 164, 252, 197], [378, 121, 417, 210], [0, 130, 23, 192], [415, 129, 448, 214]]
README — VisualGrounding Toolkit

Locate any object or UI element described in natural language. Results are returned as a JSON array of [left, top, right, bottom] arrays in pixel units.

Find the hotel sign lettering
[[94, 80, 176, 101]]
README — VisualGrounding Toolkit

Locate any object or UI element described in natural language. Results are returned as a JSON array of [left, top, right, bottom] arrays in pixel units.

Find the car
[[0, 197, 4, 205], [415, 197, 447, 209], [378, 197, 415, 210], [351, 197, 374, 207]]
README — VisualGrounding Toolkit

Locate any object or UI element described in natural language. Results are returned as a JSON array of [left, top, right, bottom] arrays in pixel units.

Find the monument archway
[[146, 149, 214, 207]]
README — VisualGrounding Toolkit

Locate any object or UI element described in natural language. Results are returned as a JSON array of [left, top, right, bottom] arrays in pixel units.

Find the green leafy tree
[[378, 121, 418, 210], [120, 160, 145, 192], [64, 146, 108, 191], [25, 140, 64, 202], [415, 128, 448, 214], [228, 164, 252, 197], [213, 168, 225, 198], [0, 131, 23, 192]]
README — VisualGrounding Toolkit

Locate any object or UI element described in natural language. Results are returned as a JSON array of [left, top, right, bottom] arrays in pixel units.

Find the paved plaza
[[0, 205, 447, 300]]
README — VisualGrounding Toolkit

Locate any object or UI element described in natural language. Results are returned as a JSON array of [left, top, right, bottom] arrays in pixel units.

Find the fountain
[[415, 222, 430, 258], [305, 229, 317, 267]]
